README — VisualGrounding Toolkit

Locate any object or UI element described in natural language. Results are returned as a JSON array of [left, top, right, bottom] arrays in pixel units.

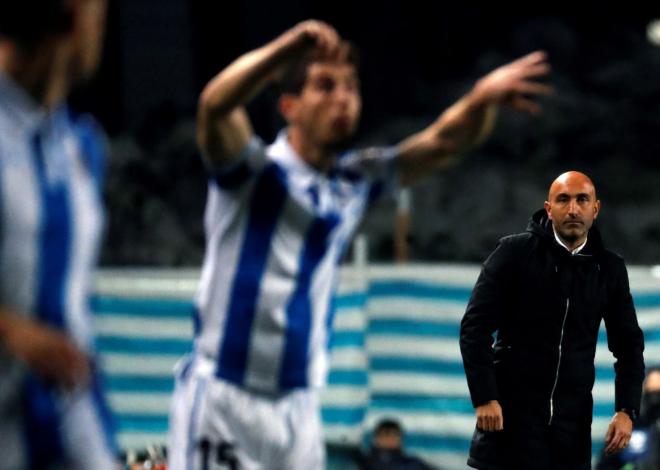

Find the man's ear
[[593, 199, 601, 220], [543, 201, 552, 220], [278, 94, 297, 122]]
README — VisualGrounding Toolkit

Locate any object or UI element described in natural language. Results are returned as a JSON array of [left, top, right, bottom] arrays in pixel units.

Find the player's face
[[291, 61, 361, 147], [68, 0, 108, 81], [544, 175, 600, 247]]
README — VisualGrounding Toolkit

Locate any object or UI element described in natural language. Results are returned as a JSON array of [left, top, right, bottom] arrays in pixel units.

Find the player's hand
[[472, 51, 553, 114], [2, 314, 90, 391], [283, 20, 346, 61], [476, 400, 504, 431], [603, 411, 633, 455]]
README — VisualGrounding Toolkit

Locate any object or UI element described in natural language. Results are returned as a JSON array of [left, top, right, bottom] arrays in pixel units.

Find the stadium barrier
[[94, 264, 660, 469]]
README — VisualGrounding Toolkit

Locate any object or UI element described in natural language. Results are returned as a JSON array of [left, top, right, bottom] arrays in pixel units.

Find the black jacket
[[460, 209, 645, 468]]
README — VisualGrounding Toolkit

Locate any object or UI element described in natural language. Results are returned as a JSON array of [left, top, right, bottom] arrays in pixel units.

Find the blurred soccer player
[[0, 0, 119, 468], [169, 20, 552, 469]]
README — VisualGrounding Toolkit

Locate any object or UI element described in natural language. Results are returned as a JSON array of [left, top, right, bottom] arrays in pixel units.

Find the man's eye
[[317, 79, 335, 92]]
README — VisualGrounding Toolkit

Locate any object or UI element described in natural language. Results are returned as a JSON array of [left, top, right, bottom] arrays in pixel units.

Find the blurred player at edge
[[0, 0, 119, 468]]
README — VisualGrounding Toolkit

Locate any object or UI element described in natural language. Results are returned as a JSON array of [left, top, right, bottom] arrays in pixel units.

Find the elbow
[[198, 81, 235, 121], [198, 88, 223, 120]]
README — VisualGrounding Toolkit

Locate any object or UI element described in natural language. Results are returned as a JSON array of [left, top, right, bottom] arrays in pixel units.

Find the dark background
[[73, 0, 660, 266]]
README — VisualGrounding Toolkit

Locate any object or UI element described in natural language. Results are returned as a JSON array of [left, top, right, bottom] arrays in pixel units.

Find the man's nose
[[333, 86, 351, 106], [567, 199, 579, 215]]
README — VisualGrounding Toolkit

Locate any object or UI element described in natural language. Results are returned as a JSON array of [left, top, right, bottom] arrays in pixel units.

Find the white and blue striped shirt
[[0, 72, 105, 353], [194, 130, 398, 393]]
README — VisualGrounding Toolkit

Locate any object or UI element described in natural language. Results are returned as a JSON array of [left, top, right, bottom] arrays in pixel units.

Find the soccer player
[[169, 20, 552, 469], [0, 1, 118, 468]]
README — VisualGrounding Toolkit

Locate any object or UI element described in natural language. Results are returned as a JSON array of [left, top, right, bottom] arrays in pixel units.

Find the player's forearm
[[397, 86, 497, 186], [198, 31, 305, 119], [423, 83, 499, 158]]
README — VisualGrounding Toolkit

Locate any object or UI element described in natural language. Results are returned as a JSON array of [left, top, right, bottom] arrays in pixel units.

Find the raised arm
[[397, 51, 552, 186], [197, 20, 344, 167]]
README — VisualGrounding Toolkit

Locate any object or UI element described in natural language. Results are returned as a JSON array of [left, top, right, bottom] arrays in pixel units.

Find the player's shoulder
[[65, 109, 107, 143], [498, 231, 534, 248], [64, 109, 109, 183]]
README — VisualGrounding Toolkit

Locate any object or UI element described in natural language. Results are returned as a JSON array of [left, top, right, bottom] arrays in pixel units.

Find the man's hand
[[476, 400, 504, 432], [603, 411, 633, 455], [1, 313, 90, 391], [281, 20, 345, 61], [472, 51, 553, 115]]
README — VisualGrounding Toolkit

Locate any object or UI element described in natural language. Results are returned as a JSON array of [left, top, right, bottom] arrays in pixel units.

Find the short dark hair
[[279, 42, 360, 96], [374, 418, 403, 436], [0, 0, 73, 47]]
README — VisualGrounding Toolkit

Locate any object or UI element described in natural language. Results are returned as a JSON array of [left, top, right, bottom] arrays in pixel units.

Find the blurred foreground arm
[[0, 309, 90, 390], [397, 51, 552, 186]]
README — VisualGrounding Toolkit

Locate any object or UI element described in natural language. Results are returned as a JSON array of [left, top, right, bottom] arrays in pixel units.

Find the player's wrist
[[616, 408, 638, 422]]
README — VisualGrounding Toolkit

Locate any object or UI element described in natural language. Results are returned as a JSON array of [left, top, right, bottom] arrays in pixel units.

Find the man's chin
[[557, 229, 583, 244]]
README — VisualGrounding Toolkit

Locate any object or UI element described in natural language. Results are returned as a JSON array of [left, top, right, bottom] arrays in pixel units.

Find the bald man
[[460, 171, 645, 470]]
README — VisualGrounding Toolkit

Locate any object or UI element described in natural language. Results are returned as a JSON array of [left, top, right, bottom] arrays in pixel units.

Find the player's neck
[[287, 127, 335, 174], [0, 41, 71, 110]]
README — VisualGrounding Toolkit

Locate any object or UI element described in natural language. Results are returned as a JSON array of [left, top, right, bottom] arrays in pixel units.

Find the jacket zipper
[[548, 298, 570, 425]]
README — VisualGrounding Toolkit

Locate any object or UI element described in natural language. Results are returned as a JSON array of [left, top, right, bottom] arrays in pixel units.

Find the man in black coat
[[460, 171, 645, 469]]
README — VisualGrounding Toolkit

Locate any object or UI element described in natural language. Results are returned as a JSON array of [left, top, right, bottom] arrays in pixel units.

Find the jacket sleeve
[[603, 258, 645, 414], [460, 237, 517, 408]]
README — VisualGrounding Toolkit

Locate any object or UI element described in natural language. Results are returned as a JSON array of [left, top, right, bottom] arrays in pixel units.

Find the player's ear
[[278, 94, 298, 122]]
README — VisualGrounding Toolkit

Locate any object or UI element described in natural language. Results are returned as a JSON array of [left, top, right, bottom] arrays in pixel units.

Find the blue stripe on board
[[369, 319, 460, 337], [115, 414, 169, 433], [321, 407, 366, 425], [404, 433, 471, 453], [330, 331, 365, 348], [371, 357, 466, 376], [334, 293, 367, 309], [643, 330, 660, 341], [96, 336, 192, 354], [632, 292, 660, 308], [280, 213, 340, 389], [32, 131, 71, 330], [370, 355, 621, 381], [370, 393, 619, 418], [104, 375, 174, 393], [217, 163, 288, 385], [327, 369, 368, 386], [598, 328, 660, 343], [371, 394, 474, 413], [369, 280, 472, 302], [91, 296, 194, 318]]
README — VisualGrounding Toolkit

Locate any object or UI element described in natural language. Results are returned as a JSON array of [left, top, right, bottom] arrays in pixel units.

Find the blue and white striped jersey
[[0, 72, 105, 352], [194, 130, 398, 393]]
